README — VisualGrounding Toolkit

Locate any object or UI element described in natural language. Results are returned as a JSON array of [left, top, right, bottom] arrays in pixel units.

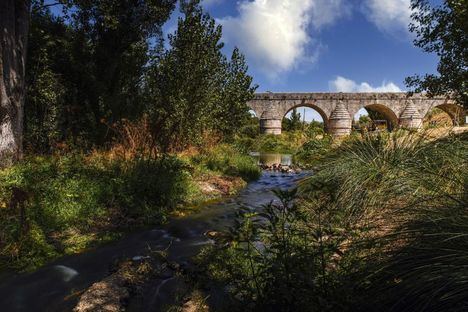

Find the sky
[[48, 0, 441, 122], [163, 0, 440, 121]]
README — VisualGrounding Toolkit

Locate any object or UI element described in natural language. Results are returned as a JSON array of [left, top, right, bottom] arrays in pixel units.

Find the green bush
[[190, 144, 261, 182], [247, 131, 305, 153], [199, 189, 350, 311], [294, 135, 333, 167]]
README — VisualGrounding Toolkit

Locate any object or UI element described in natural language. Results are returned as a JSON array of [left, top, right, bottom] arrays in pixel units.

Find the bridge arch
[[282, 103, 329, 131], [248, 109, 258, 118], [356, 104, 399, 131], [426, 103, 465, 126]]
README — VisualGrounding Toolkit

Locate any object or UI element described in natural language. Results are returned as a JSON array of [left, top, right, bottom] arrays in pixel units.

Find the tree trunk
[[0, 0, 30, 167]]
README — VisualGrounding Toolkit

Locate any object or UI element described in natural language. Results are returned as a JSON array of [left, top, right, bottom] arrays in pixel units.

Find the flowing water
[[0, 154, 308, 312]]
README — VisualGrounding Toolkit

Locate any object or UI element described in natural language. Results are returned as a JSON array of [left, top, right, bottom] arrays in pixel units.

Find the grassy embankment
[[195, 129, 467, 311], [239, 131, 308, 154], [236, 122, 330, 158], [0, 144, 260, 272]]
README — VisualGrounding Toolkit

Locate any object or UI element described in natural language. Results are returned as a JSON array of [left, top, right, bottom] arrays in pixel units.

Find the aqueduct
[[247, 93, 466, 136]]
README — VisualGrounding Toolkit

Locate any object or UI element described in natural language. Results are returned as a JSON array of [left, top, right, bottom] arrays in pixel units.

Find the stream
[[0, 154, 309, 312]]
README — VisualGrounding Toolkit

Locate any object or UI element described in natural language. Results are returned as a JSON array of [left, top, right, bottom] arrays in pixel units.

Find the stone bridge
[[247, 93, 466, 136]]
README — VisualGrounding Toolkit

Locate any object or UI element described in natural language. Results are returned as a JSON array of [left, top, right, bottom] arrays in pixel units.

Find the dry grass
[[105, 115, 159, 160]]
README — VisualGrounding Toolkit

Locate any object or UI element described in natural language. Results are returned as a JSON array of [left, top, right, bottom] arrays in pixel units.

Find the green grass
[[303, 130, 468, 310], [0, 145, 260, 272], [236, 131, 307, 154], [189, 144, 261, 182], [0, 154, 193, 271]]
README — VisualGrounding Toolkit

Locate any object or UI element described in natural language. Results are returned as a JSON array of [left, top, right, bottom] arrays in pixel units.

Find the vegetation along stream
[[0, 156, 309, 312], [0, 0, 467, 311]]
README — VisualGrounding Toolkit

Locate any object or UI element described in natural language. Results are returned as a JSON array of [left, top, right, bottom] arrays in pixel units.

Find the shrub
[[190, 144, 261, 182], [294, 135, 333, 167], [246, 132, 306, 153], [200, 189, 353, 311]]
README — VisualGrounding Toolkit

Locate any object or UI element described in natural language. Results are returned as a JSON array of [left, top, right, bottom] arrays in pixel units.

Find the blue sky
[[49, 0, 441, 121], [164, 0, 440, 121]]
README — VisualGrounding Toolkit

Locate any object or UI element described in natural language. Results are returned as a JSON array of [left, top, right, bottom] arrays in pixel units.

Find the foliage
[[304, 131, 468, 310], [202, 131, 468, 310], [215, 48, 257, 138], [146, 4, 256, 152], [25, 0, 176, 149], [189, 144, 261, 182], [406, 0, 467, 107], [366, 109, 387, 122], [235, 119, 327, 156], [200, 188, 353, 311], [305, 120, 325, 137], [25, 1, 255, 154], [246, 131, 307, 154], [282, 108, 303, 131], [25, 8, 68, 153], [355, 132, 468, 311], [0, 139, 261, 272], [423, 107, 453, 128], [358, 115, 371, 126], [106, 115, 160, 159], [238, 116, 260, 139], [294, 134, 333, 167], [0, 154, 190, 271]]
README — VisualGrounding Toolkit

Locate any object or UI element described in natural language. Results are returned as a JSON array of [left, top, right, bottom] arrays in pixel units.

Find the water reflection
[[250, 152, 293, 166]]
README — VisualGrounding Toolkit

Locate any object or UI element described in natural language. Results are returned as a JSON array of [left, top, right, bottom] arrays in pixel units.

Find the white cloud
[[329, 76, 402, 92], [310, 0, 352, 29], [362, 0, 414, 36], [219, 0, 349, 79]]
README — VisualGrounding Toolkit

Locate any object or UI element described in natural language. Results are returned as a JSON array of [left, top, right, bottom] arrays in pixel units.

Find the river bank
[[0, 144, 260, 273], [195, 130, 468, 311], [0, 168, 309, 312]]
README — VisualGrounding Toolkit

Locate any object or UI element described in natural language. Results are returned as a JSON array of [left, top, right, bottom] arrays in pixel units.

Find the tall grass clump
[[200, 130, 468, 311], [304, 130, 468, 310], [355, 132, 468, 311]]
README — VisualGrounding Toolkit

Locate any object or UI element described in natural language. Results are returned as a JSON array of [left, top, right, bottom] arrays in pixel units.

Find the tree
[[406, 0, 467, 107], [283, 108, 302, 131], [22, 0, 177, 151], [147, 2, 255, 151], [148, 3, 225, 151], [290, 108, 303, 130], [215, 48, 257, 139], [358, 115, 371, 126], [25, 6, 70, 153], [63, 0, 177, 144], [0, 0, 31, 167]]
